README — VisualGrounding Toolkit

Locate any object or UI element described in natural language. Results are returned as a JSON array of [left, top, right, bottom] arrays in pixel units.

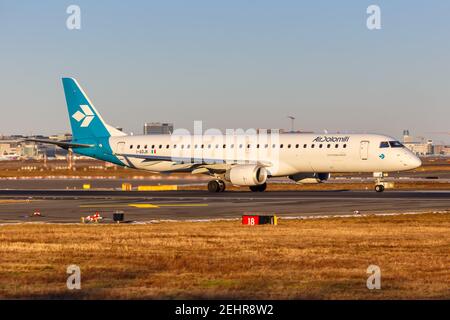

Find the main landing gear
[[207, 179, 226, 193], [207, 181, 268, 192], [249, 183, 267, 192]]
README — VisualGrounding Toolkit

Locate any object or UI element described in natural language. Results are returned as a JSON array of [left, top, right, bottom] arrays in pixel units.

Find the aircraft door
[[360, 141, 369, 160]]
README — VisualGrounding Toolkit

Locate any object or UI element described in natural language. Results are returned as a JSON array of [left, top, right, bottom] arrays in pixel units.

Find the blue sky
[[0, 1, 449, 143]]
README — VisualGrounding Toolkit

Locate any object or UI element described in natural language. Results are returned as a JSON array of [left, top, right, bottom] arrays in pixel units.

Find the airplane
[[27, 78, 422, 193]]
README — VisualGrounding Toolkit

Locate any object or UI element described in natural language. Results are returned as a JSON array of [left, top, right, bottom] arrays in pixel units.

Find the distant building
[[0, 134, 70, 160], [143, 122, 173, 135], [0, 140, 21, 158], [21, 143, 39, 158], [402, 130, 413, 143], [256, 129, 281, 134], [402, 130, 434, 156], [256, 129, 310, 134], [433, 144, 450, 156], [49, 133, 72, 141]]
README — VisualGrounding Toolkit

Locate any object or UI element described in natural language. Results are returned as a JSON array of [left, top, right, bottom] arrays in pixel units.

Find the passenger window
[[173, 145, 177, 149], [380, 141, 389, 148], [335, 144, 339, 148], [257, 144, 260, 148], [319, 144, 323, 148], [287, 144, 291, 148], [137, 145, 140, 149], [265, 144, 268, 148], [239, 144, 243, 148], [144, 145, 148, 149], [303, 144, 307, 148], [295, 144, 299, 148], [159, 145, 162, 149], [280, 144, 284, 148], [151, 145, 155, 149], [272, 144, 276, 148], [130, 145, 133, 149], [343, 144, 347, 148], [223, 144, 226, 149], [311, 144, 315, 148], [231, 144, 234, 148], [166, 145, 169, 149]]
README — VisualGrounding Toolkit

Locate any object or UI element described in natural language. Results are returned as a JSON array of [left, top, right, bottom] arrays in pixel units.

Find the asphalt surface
[[0, 175, 449, 190], [0, 178, 205, 190], [0, 189, 448, 223]]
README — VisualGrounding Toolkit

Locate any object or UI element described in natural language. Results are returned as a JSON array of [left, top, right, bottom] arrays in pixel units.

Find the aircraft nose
[[409, 155, 422, 169]]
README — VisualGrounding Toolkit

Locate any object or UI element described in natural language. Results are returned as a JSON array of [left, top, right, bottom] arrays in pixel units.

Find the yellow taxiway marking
[[0, 200, 40, 205], [129, 204, 160, 209], [157, 204, 208, 207], [79, 203, 208, 209]]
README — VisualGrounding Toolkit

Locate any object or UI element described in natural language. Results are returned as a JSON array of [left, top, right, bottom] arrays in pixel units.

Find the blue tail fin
[[62, 78, 125, 141]]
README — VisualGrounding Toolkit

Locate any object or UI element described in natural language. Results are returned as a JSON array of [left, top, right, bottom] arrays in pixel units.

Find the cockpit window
[[379, 141, 389, 148], [389, 141, 404, 148]]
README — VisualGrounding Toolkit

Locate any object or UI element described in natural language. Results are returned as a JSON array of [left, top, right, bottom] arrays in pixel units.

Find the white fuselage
[[108, 133, 421, 176]]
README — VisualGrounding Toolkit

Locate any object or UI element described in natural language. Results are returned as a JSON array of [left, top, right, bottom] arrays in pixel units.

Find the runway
[[0, 189, 449, 223]]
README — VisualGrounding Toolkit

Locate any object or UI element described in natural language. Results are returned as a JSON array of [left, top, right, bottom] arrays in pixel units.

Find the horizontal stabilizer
[[24, 138, 94, 149]]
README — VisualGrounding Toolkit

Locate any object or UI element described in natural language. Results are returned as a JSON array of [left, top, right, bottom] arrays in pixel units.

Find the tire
[[249, 183, 267, 192], [375, 184, 385, 193], [258, 182, 267, 192], [208, 180, 220, 193], [217, 180, 226, 192]]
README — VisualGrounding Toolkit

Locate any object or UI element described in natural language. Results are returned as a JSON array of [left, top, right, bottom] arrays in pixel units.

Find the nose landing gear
[[373, 172, 386, 192]]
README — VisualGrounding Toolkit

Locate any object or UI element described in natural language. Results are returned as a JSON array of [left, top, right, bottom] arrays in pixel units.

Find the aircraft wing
[[23, 139, 94, 149], [116, 153, 272, 167], [116, 153, 229, 165]]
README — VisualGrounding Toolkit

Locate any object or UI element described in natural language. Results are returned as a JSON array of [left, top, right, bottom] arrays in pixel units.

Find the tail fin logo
[[72, 105, 95, 127]]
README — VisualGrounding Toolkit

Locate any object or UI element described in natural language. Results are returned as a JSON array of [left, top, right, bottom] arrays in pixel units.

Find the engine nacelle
[[288, 172, 330, 184], [225, 165, 268, 186]]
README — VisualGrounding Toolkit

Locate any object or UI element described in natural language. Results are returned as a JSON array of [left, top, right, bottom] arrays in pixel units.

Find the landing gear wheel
[[208, 180, 220, 193], [208, 180, 226, 193], [249, 183, 267, 192], [218, 180, 226, 192], [375, 184, 385, 193]]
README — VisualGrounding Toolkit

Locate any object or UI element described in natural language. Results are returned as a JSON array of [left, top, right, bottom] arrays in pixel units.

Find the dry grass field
[[0, 213, 449, 299]]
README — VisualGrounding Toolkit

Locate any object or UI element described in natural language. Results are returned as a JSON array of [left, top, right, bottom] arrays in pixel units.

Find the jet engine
[[288, 172, 330, 184], [225, 165, 268, 186]]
